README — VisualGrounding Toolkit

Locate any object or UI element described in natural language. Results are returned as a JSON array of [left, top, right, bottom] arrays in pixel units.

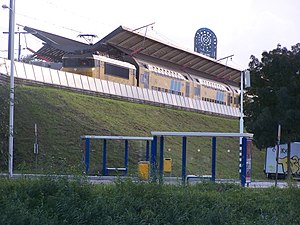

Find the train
[[61, 53, 240, 108]]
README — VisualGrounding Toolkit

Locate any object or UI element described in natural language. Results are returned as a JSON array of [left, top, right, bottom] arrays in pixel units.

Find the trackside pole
[[182, 136, 187, 184], [211, 137, 217, 182], [151, 136, 157, 182], [146, 140, 150, 161], [102, 139, 107, 176], [84, 138, 90, 175], [124, 140, 129, 176], [159, 136, 164, 183], [241, 137, 247, 187]]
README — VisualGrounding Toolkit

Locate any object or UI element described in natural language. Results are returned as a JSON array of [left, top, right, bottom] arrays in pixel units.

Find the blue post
[[211, 137, 217, 182], [159, 136, 164, 183], [146, 140, 150, 161], [151, 136, 157, 182], [124, 140, 129, 176], [182, 136, 187, 184], [241, 137, 247, 187], [102, 139, 107, 176], [85, 138, 90, 175]]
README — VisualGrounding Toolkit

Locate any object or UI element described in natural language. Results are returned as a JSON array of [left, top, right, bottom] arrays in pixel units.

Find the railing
[[0, 58, 240, 117]]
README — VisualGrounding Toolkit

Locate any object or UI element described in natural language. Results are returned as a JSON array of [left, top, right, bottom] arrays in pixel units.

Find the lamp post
[[3, 0, 16, 177], [239, 70, 250, 179]]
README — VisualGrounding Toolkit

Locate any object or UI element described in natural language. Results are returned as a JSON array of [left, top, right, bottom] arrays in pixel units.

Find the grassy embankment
[[0, 82, 265, 179], [0, 178, 299, 224]]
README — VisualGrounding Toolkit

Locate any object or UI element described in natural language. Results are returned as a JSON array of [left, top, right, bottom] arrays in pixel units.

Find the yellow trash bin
[[164, 158, 172, 173], [138, 161, 150, 180]]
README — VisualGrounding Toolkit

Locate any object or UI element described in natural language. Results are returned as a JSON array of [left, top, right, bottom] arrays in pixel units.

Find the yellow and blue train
[[62, 53, 240, 108]]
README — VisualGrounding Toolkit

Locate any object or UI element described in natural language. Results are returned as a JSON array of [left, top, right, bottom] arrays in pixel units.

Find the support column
[[102, 139, 107, 176], [124, 140, 129, 176], [151, 136, 157, 182], [84, 138, 90, 175], [211, 137, 217, 182], [182, 136, 187, 184], [159, 136, 164, 183], [241, 137, 247, 187]]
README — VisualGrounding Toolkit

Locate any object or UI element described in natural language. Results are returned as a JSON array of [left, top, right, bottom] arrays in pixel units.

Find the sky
[[0, 0, 299, 69]]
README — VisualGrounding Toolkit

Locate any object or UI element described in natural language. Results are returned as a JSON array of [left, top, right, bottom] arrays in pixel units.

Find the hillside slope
[[0, 82, 265, 179]]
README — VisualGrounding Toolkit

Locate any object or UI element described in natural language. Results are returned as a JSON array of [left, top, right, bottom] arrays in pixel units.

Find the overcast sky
[[0, 0, 299, 69]]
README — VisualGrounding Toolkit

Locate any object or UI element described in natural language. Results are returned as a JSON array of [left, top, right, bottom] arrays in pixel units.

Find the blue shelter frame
[[150, 132, 253, 186], [81, 135, 153, 176]]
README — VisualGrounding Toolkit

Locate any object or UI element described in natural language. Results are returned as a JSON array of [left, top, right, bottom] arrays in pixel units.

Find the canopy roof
[[95, 26, 241, 85], [24, 25, 241, 85]]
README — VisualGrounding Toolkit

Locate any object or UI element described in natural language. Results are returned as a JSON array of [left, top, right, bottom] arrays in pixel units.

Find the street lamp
[[3, 0, 16, 177]]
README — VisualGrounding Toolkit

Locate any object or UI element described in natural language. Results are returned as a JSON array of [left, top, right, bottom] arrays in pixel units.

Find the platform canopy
[[24, 25, 242, 85], [24, 26, 92, 62], [94, 26, 242, 85]]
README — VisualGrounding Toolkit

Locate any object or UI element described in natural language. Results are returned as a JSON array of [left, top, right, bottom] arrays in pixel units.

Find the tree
[[244, 43, 300, 149]]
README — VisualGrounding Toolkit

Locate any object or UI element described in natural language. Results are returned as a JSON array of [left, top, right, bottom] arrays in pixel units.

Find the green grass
[[0, 83, 265, 179], [0, 178, 299, 225]]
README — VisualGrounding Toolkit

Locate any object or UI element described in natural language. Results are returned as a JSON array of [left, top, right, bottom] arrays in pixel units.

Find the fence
[[0, 58, 240, 117]]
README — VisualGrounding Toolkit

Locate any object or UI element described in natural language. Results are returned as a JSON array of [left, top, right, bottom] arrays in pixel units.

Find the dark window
[[104, 62, 129, 79], [63, 58, 95, 68]]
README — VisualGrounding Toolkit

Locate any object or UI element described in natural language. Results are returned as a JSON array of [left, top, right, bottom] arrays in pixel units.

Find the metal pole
[[102, 139, 107, 176], [211, 137, 217, 182], [241, 137, 247, 187], [239, 71, 244, 179], [85, 138, 90, 175], [8, 0, 16, 178], [124, 140, 129, 176], [159, 136, 164, 181], [182, 136, 187, 184], [275, 124, 281, 187], [151, 136, 157, 182]]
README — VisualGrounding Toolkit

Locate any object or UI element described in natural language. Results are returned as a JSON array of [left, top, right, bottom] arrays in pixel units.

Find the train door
[[141, 72, 149, 89], [185, 82, 190, 97]]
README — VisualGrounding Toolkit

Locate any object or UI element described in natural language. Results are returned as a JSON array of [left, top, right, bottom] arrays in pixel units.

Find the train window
[[104, 62, 129, 79]]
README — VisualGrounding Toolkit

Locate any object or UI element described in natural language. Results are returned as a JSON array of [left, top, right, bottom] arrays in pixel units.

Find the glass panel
[[148, 89, 154, 102], [15, 62, 27, 79], [66, 73, 76, 88], [152, 90, 159, 102], [132, 86, 139, 99], [73, 74, 83, 89], [125, 85, 133, 98], [101, 80, 110, 94], [156, 92, 163, 103], [175, 95, 182, 107], [87, 77, 97, 91], [137, 87, 144, 100], [34, 66, 44, 82], [114, 83, 122, 96], [0, 58, 8, 75], [24, 63, 35, 80], [94, 79, 103, 92], [80, 75, 90, 90], [50, 69, 61, 85], [171, 94, 177, 106], [107, 81, 116, 95], [42, 67, 52, 84], [58, 71, 68, 87], [142, 89, 149, 101], [120, 83, 127, 96]]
